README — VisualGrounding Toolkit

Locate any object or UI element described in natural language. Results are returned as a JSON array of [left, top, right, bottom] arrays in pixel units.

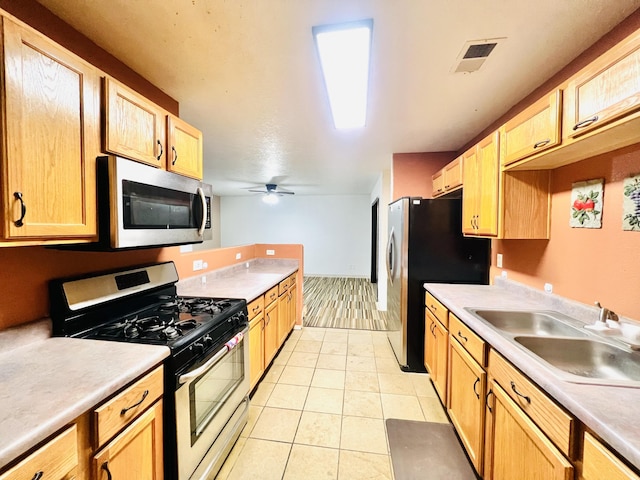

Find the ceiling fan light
[[313, 19, 373, 129], [262, 193, 279, 205]]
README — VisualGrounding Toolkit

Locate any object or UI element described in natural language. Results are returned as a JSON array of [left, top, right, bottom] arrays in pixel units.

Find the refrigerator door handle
[[386, 227, 395, 286]]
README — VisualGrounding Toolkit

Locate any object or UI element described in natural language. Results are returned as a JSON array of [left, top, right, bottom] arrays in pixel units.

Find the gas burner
[[175, 319, 198, 331], [164, 326, 180, 339]]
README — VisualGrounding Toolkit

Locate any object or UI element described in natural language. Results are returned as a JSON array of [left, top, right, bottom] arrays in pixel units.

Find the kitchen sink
[[469, 309, 589, 337], [514, 336, 640, 386]]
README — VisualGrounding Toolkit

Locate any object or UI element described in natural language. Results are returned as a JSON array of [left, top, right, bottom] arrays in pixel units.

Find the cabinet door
[[289, 283, 297, 330], [2, 18, 99, 239], [448, 337, 486, 475], [103, 77, 166, 168], [567, 31, 640, 139], [582, 432, 640, 480], [461, 147, 479, 235], [476, 131, 499, 237], [486, 383, 573, 480], [444, 156, 463, 191], [249, 314, 265, 389], [424, 311, 437, 376], [277, 293, 289, 345], [433, 318, 448, 404], [500, 90, 562, 167], [167, 115, 203, 180], [94, 400, 163, 480], [264, 300, 279, 365], [432, 170, 444, 197]]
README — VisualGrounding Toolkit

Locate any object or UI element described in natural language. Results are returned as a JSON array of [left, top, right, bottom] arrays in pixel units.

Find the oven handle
[[197, 187, 207, 237], [178, 329, 247, 385]]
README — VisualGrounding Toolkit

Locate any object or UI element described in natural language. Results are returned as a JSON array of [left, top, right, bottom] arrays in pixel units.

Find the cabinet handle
[[485, 389, 494, 413], [31, 472, 43, 480], [172, 145, 178, 165], [430, 322, 436, 337], [533, 139, 550, 149], [252, 305, 260, 313], [457, 331, 468, 343], [573, 115, 599, 131], [266, 313, 270, 325], [120, 389, 149, 415], [473, 378, 480, 399], [102, 461, 113, 480], [13, 192, 26, 227], [510, 381, 531, 404], [156, 139, 163, 161]]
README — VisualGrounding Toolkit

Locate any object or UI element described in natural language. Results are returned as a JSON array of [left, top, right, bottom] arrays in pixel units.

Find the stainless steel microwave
[[96, 155, 213, 249]]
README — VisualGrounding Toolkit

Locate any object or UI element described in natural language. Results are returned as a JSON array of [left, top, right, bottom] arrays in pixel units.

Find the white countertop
[[424, 279, 640, 471], [0, 333, 168, 471], [177, 258, 299, 301]]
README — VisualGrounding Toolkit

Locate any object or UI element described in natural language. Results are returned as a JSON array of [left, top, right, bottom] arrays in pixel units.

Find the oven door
[[175, 327, 249, 480], [103, 155, 213, 249]]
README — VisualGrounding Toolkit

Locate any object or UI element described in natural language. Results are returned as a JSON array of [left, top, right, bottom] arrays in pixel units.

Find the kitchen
[[2, 0, 640, 479]]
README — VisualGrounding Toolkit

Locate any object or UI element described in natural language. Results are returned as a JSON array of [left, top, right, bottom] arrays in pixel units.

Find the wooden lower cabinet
[[424, 309, 448, 403], [0, 425, 77, 480], [485, 382, 573, 480], [249, 312, 265, 389], [448, 337, 486, 475], [264, 299, 279, 365], [582, 432, 639, 480], [93, 400, 163, 480]]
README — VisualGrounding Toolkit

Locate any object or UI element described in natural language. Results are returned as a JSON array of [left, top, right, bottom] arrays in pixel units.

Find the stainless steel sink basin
[[470, 309, 589, 337], [514, 336, 640, 386]]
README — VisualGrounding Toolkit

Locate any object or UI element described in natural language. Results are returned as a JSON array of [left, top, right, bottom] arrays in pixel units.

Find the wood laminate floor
[[302, 277, 388, 331]]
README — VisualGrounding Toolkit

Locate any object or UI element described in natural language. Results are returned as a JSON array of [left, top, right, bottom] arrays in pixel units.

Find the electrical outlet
[[266, 249, 275, 256], [501, 270, 508, 278], [496, 253, 503, 268], [235, 253, 241, 260], [544, 283, 553, 293], [193, 259, 203, 271]]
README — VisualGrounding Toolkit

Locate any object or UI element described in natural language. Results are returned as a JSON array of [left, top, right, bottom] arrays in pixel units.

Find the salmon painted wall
[[493, 144, 640, 320], [0, 0, 179, 114], [392, 152, 455, 201]]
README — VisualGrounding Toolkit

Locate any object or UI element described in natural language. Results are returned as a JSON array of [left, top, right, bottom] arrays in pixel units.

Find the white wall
[[371, 169, 391, 310], [220, 194, 371, 276]]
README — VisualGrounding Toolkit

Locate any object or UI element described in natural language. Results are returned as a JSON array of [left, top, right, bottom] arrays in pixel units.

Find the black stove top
[[48, 262, 249, 372]]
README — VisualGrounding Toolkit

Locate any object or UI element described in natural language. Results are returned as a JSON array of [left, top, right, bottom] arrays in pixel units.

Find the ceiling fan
[[248, 183, 295, 196], [248, 182, 295, 204]]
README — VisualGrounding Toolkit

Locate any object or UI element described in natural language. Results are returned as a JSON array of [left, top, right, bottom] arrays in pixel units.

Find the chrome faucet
[[595, 301, 618, 324]]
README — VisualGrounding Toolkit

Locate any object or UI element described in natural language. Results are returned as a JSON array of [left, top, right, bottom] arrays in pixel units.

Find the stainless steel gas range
[[49, 262, 250, 480]]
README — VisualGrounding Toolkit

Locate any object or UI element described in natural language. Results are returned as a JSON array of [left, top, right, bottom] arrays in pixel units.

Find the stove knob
[[202, 335, 213, 347], [191, 341, 205, 355]]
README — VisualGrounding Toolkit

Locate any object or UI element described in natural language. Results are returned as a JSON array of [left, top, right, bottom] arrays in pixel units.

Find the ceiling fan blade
[[277, 191, 295, 195], [248, 189, 267, 193]]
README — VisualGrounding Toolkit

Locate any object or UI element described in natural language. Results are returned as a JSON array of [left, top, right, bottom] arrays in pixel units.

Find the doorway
[[371, 198, 379, 286]]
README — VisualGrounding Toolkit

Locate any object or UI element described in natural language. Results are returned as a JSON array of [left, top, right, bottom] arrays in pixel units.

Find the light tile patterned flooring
[[216, 327, 449, 480]]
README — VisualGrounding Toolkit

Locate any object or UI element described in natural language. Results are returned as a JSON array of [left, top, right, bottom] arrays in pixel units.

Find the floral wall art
[[623, 174, 640, 231], [570, 179, 603, 228]]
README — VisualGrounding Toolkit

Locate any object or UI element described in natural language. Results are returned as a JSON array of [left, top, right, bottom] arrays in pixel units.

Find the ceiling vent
[[451, 38, 505, 74]]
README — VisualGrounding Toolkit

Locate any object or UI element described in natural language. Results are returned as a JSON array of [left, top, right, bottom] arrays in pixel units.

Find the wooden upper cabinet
[[461, 146, 479, 235], [1, 17, 99, 240], [167, 115, 203, 180], [444, 156, 463, 191], [567, 30, 640, 139], [463, 131, 499, 237], [103, 77, 166, 168], [500, 90, 562, 167], [432, 169, 445, 197]]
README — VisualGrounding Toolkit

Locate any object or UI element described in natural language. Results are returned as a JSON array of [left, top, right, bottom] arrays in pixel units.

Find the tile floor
[[216, 327, 449, 480]]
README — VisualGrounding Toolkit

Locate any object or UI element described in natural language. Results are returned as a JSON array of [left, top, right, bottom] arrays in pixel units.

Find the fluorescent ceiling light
[[313, 19, 373, 129]]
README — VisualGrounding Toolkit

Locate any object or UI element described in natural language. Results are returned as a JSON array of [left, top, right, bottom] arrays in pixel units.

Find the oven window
[[189, 343, 245, 445], [122, 180, 203, 229]]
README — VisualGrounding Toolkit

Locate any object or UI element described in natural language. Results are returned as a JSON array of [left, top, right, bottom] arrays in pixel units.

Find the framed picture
[[570, 179, 603, 229], [623, 174, 640, 231]]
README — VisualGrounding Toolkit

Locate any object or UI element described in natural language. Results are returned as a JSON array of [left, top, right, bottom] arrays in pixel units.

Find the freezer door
[[386, 199, 408, 368]]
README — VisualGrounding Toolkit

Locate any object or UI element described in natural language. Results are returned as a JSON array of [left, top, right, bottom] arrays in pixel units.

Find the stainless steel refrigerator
[[386, 197, 489, 372]]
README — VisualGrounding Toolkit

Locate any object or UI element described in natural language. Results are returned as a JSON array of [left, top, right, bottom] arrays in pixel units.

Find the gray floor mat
[[386, 419, 477, 480]]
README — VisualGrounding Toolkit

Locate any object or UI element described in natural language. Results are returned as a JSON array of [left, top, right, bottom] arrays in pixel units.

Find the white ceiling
[[35, 0, 640, 196]]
